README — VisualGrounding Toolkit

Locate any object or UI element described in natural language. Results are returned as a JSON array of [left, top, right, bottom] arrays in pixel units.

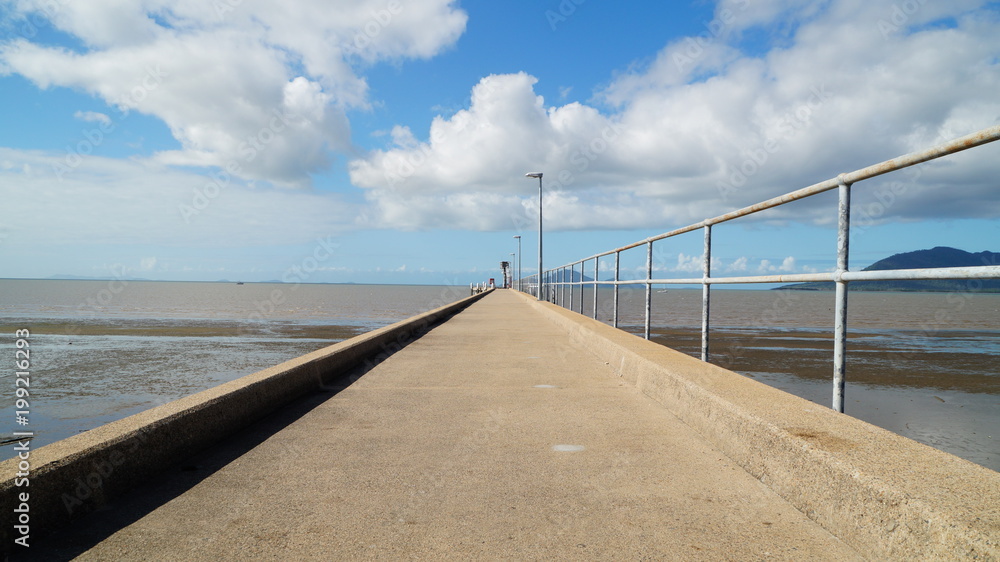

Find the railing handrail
[[551, 124, 1000, 268], [519, 124, 1000, 414]]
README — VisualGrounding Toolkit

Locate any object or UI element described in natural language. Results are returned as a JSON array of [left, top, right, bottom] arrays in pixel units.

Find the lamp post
[[513, 235, 521, 292], [525, 172, 543, 300]]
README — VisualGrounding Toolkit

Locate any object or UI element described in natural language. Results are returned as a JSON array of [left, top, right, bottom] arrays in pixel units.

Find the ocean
[[547, 285, 998, 471], [0, 280, 467, 457], [1, 280, 997, 471]]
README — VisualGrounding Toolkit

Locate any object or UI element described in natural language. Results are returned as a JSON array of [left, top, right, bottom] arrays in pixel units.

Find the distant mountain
[[777, 247, 1000, 292]]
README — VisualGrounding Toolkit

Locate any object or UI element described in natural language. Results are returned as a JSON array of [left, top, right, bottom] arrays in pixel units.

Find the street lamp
[[525, 172, 543, 300], [513, 235, 521, 292]]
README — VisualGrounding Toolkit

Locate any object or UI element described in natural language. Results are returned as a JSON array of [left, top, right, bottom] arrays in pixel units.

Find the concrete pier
[[6, 290, 999, 559]]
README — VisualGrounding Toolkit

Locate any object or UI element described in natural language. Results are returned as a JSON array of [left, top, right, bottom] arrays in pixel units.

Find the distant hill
[[776, 247, 1000, 292]]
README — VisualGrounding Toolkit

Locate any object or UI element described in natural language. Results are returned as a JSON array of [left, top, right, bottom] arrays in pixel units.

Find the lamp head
[[525, 172, 543, 179]]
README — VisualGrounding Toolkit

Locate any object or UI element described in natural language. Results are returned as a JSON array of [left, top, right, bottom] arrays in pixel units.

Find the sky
[[1, 0, 999, 286]]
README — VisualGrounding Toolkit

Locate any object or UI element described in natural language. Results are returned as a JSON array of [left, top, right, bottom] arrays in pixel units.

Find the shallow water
[[1, 281, 997, 472], [0, 280, 467, 456], [565, 287, 999, 471]]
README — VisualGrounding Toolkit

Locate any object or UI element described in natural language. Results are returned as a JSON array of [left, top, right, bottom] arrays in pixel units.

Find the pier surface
[[38, 290, 863, 560]]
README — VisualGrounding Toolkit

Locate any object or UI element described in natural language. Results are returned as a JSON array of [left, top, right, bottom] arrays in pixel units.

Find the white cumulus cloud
[[0, 0, 468, 187], [349, 0, 1000, 232]]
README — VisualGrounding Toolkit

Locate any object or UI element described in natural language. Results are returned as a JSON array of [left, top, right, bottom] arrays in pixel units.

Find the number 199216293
[[14, 329, 31, 425]]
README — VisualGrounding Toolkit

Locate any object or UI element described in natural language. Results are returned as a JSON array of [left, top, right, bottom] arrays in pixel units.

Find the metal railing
[[518, 125, 1000, 412]]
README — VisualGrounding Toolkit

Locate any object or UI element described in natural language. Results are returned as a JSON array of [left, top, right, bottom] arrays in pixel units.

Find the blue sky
[[1, 0, 998, 285]]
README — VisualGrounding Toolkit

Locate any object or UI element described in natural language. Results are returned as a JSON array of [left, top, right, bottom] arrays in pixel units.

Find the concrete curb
[[517, 291, 999, 560], [1, 289, 490, 549]]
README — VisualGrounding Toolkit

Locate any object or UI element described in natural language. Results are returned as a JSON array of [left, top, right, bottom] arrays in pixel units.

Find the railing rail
[[517, 125, 1000, 412]]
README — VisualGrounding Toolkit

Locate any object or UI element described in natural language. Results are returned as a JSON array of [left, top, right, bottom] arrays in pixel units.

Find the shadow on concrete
[[14, 367, 368, 561]]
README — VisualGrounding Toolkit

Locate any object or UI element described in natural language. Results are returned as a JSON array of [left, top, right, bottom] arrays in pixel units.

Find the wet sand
[[645, 326, 999, 394], [636, 325, 999, 472], [0, 318, 367, 340], [0, 320, 362, 459]]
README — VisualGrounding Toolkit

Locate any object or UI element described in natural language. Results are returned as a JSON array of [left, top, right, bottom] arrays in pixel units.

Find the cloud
[[349, 0, 1000, 232], [758, 256, 797, 273], [0, 0, 468, 187], [74, 111, 112, 127], [0, 148, 357, 250], [728, 256, 749, 272], [3, 0, 998, 248], [674, 252, 704, 273], [349, 72, 636, 230]]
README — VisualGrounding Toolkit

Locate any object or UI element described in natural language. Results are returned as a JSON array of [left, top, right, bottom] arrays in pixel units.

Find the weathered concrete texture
[[521, 291, 1000, 560], [32, 290, 863, 560], [0, 290, 487, 551]]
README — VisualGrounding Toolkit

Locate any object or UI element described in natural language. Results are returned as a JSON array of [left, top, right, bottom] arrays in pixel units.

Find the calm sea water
[[0, 280, 467, 457], [561, 286, 999, 471], [1, 280, 997, 471]]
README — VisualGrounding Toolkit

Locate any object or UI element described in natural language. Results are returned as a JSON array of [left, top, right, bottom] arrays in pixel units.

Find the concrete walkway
[[43, 290, 860, 560]]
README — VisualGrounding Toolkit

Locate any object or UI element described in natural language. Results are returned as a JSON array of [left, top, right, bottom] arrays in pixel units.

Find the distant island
[[776, 247, 1000, 292]]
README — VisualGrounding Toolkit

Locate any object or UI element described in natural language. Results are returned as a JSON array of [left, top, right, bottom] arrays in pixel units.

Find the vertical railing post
[[701, 224, 712, 362], [558, 267, 564, 308], [578, 261, 584, 313], [569, 263, 576, 310], [564, 267, 568, 308], [833, 176, 852, 413], [564, 266, 568, 308], [592, 257, 599, 320], [644, 241, 653, 340], [613, 251, 621, 329], [562, 267, 567, 308], [555, 268, 560, 306]]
